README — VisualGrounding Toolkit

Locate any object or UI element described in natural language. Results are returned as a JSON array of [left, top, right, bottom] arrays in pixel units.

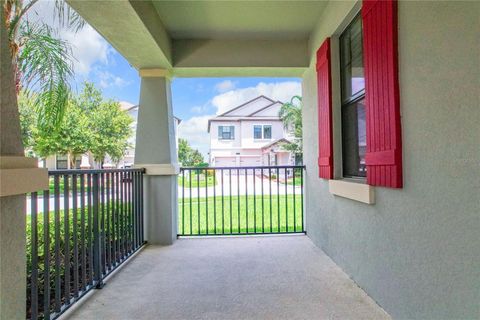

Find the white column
[[135, 69, 178, 245]]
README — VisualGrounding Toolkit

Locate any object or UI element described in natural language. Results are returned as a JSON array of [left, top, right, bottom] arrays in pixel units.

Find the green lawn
[[178, 195, 303, 235], [178, 174, 216, 187]]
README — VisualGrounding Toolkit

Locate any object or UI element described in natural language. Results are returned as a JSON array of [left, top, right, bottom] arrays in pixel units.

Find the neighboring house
[[208, 95, 294, 167], [42, 101, 181, 169]]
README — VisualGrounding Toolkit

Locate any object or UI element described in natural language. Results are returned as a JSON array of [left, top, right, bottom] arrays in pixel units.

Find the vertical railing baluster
[[277, 167, 280, 233], [140, 170, 144, 243], [221, 169, 225, 234], [189, 170, 192, 235], [213, 169, 216, 234], [72, 174, 79, 298], [231, 169, 233, 234], [301, 167, 304, 232], [31, 192, 38, 320], [92, 173, 103, 288], [261, 168, 265, 233], [253, 169, 256, 233], [269, 168, 273, 233], [197, 169, 200, 235], [53, 175, 61, 313], [245, 168, 248, 233], [117, 171, 122, 260], [237, 168, 240, 234], [114, 172, 119, 264], [122, 171, 126, 259], [43, 189, 50, 320], [181, 169, 185, 235], [87, 174, 93, 285], [80, 174, 86, 291], [292, 168, 296, 234], [205, 168, 208, 235], [106, 172, 111, 270], [63, 174, 70, 304], [132, 171, 136, 249], [285, 168, 288, 233], [101, 172, 106, 273]]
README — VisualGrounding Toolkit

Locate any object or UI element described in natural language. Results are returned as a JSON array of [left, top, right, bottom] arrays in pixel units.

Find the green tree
[[32, 99, 91, 168], [19, 83, 134, 168], [89, 100, 133, 165], [178, 138, 204, 167], [279, 96, 303, 162]]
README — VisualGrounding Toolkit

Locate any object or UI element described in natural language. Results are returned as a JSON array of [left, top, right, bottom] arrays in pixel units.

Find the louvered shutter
[[316, 38, 333, 179], [362, 0, 403, 188]]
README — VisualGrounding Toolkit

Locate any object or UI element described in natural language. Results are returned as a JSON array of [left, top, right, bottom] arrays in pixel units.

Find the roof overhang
[[66, 0, 328, 77]]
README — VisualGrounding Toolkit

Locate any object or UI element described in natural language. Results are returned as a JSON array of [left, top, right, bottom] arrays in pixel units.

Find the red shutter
[[362, 0, 403, 188], [316, 38, 333, 179]]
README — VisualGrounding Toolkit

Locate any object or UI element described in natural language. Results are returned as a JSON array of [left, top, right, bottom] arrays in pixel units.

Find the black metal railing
[[178, 165, 305, 236], [26, 168, 145, 320]]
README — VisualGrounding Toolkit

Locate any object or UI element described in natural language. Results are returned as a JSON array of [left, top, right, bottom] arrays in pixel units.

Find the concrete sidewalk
[[63, 236, 390, 320]]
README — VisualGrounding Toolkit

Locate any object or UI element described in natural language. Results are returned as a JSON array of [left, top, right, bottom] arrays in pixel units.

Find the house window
[[56, 154, 68, 169], [340, 13, 366, 178], [253, 125, 272, 139], [218, 125, 235, 140], [254, 125, 262, 139]]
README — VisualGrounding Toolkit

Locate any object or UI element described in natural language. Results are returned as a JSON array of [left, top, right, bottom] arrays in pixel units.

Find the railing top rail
[[180, 165, 306, 170], [48, 168, 146, 175]]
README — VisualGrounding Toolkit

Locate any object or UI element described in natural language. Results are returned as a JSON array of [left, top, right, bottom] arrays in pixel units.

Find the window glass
[[56, 154, 68, 169], [340, 14, 365, 103], [254, 125, 262, 139], [340, 13, 367, 178], [263, 125, 272, 139], [218, 125, 235, 140], [341, 99, 366, 177]]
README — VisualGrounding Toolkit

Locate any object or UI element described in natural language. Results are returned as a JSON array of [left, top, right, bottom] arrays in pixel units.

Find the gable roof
[[219, 95, 274, 117], [248, 101, 283, 117], [261, 138, 292, 150]]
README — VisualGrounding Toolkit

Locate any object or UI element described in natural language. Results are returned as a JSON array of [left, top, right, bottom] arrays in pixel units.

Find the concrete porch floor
[[64, 236, 390, 320]]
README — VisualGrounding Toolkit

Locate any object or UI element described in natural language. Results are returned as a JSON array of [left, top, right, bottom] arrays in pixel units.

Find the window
[[218, 125, 235, 140], [56, 154, 68, 169], [254, 125, 262, 139], [253, 125, 272, 139], [340, 13, 366, 178], [263, 125, 272, 139]]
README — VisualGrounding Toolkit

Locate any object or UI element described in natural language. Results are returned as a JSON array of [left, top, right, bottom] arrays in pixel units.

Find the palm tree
[[1, 2, 83, 317], [4, 0, 84, 130], [279, 95, 303, 162]]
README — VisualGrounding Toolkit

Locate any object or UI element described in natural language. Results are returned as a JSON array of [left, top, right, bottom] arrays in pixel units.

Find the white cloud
[[62, 26, 110, 76], [97, 71, 130, 89], [25, 0, 111, 76], [214, 80, 236, 93], [177, 115, 213, 159], [212, 81, 301, 115]]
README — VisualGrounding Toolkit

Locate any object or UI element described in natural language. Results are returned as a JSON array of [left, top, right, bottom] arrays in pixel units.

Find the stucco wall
[[301, 1, 479, 319]]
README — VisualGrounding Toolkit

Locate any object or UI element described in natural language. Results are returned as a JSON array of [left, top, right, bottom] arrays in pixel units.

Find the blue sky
[[31, 1, 302, 158]]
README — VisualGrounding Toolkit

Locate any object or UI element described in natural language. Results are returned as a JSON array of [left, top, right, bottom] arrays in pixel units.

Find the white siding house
[[208, 95, 294, 167]]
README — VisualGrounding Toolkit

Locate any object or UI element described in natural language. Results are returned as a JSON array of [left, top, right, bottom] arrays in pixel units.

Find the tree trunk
[[0, 4, 27, 319], [69, 153, 77, 169]]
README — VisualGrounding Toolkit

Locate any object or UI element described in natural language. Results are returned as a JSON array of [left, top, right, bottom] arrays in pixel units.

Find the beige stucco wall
[[301, 1, 480, 319]]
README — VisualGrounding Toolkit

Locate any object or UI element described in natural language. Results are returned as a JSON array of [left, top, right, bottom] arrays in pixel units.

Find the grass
[[178, 174, 216, 187], [178, 195, 303, 235]]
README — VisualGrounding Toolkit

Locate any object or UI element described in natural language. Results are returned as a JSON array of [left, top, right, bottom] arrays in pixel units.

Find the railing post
[[92, 172, 104, 289]]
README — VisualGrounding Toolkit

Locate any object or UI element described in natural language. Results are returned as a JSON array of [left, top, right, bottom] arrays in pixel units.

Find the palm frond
[[53, 0, 85, 32], [18, 21, 74, 130]]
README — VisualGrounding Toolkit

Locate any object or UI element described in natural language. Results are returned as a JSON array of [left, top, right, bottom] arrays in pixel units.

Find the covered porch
[[64, 236, 389, 320], [1, 0, 477, 319]]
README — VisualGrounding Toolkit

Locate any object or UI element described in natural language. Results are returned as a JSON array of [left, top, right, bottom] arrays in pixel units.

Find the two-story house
[[208, 95, 294, 167]]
